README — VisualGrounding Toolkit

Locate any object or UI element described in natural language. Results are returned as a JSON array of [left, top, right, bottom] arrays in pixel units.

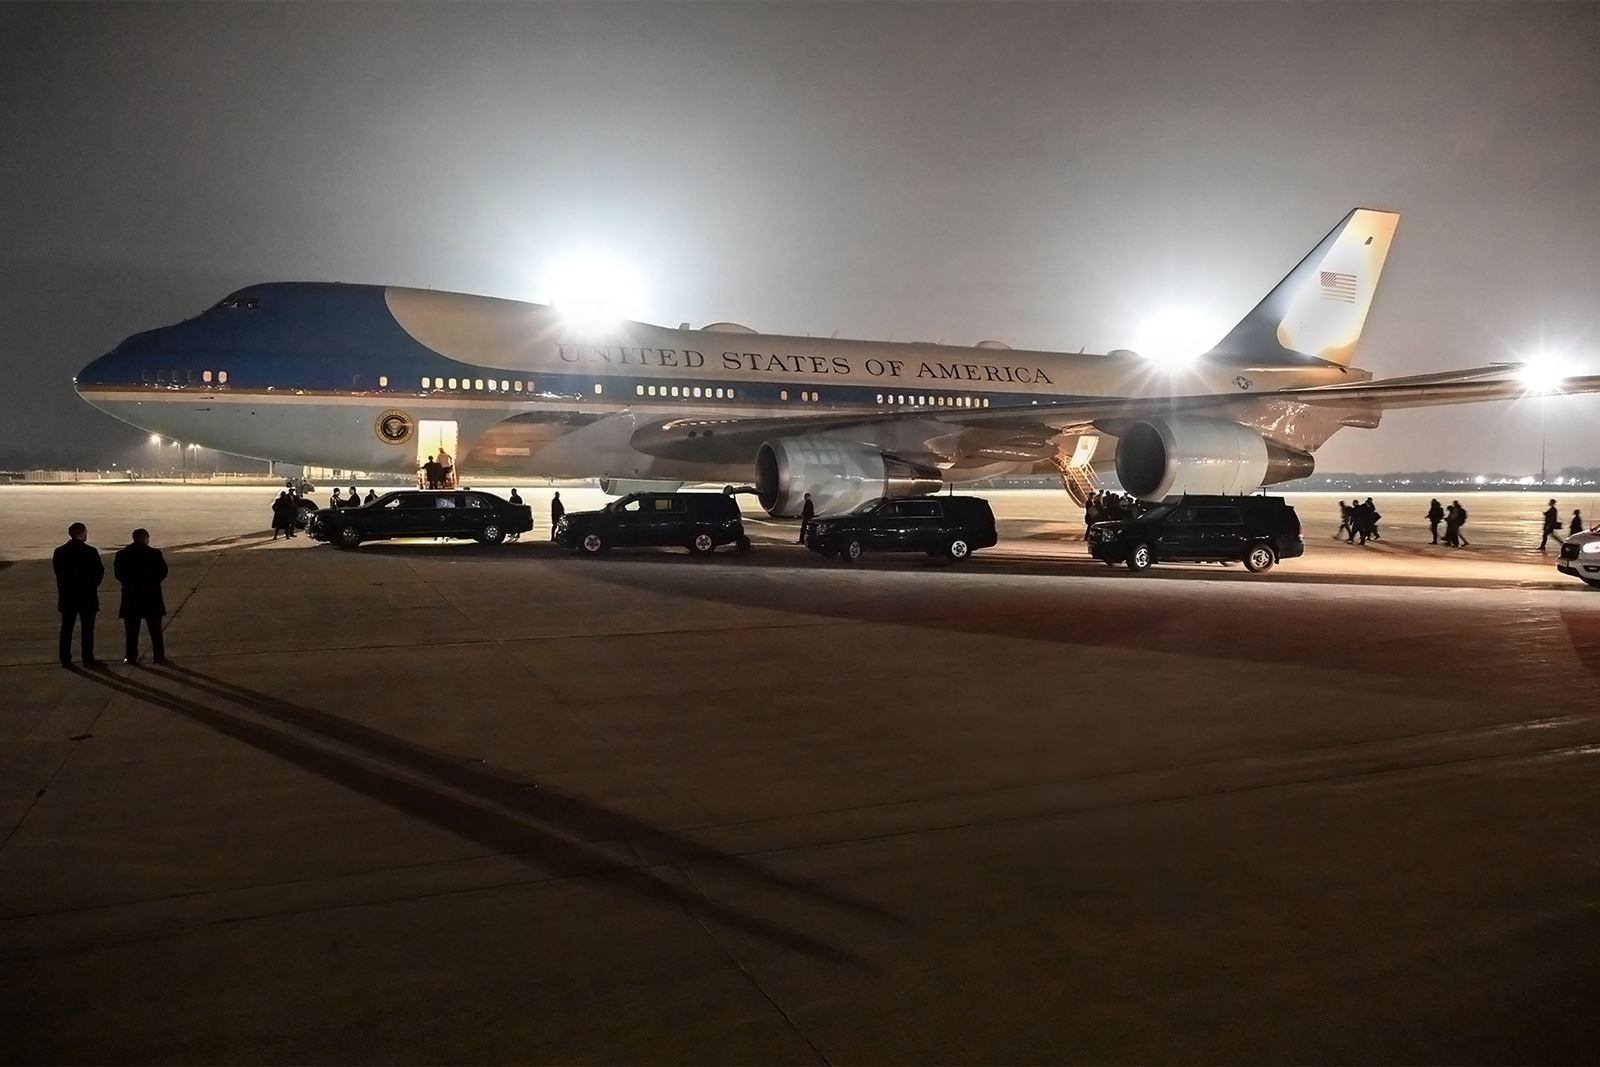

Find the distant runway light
[[1133, 308, 1213, 370], [547, 254, 644, 337]]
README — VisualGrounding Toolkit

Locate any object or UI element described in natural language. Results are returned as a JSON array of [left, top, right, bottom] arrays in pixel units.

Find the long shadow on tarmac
[[77, 665, 892, 965]]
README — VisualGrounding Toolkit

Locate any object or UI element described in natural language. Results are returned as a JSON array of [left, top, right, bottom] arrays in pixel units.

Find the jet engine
[[756, 437, 942, 517], [1113, 416, 1313, 500]]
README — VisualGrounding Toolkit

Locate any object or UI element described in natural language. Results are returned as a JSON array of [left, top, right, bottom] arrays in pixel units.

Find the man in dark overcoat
[[53, 522, 104, 667], [114, 528, 169, 663]]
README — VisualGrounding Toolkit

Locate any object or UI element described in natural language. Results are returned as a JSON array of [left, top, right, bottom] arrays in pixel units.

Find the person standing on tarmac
[[1337, 501, 1353, 541], [53, 522, 103, 668], [364, 489, 377, 504], [509, 488, 523, 505], [1426, 499, 1445, 544], [550, 491, 564, 539], [1572, 510, 1585, 537], [1540, 499, 1561, 550], [270, 492, 291, 539], [799, 492, 815, 543], [114, 528, 168, 664], [329, 487, 343, 510]]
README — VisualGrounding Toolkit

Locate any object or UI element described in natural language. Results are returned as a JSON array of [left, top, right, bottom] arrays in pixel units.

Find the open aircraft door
[[417, 420, 459, 488]]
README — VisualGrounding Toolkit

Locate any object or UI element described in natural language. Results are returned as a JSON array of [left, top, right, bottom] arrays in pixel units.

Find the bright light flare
[[1132, 308, 1216, 371], [546, 254, 644, 336], [1517, 355, 1574, 395]]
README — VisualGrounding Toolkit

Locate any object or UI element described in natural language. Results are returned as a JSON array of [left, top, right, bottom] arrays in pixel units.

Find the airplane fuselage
[[75, 282, 1355, 485]]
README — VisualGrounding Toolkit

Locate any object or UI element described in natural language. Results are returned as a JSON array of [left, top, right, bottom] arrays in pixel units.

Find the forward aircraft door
[[416, 420, 458, 486]]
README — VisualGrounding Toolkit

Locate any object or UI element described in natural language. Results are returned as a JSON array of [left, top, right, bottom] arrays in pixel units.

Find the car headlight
[[1581, 541, 1600, 554]]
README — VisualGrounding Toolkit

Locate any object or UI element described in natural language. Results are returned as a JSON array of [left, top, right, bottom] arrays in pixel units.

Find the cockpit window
[[213, 294, 260, 311]]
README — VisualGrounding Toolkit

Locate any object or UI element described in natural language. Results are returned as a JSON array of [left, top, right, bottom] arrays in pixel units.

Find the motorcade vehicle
[[805, 495, 998, 563], [308, 489, 532, 548], [1557, 526, 1600, 587], [553, 491, 748, 555], [1087, 494, 1303, 573]]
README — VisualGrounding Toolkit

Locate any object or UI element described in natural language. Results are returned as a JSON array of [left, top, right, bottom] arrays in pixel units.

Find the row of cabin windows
[[634, 384, 738, 399], [144, 369, 229, 384], [880, 394, 989, 407], [422, 377, 526, 392]]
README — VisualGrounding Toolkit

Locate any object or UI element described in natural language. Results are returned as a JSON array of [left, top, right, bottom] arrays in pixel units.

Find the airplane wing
[[629, 365, 1600, 464], [1264, 365, 1600, 410]]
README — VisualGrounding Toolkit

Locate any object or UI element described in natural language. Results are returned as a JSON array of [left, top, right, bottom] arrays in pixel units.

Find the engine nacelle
[[1114, 416, 1314, 500], [756, 437, 942, 517]]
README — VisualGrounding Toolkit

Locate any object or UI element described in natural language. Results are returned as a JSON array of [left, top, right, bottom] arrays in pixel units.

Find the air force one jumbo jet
[[75, 208, 1600, 515]]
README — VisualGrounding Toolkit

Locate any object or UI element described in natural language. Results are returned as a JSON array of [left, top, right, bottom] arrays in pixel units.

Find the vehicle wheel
[[479, 524, 505, 546], [946, 538, 971, 561], [735, 535, 751, 553], [296, 503, 317, 528], [580, 532, 607, 555], [842, 539, 865, 564], [338, 525, 362, 549], [1126, 542, 1152, 572], [689, 531, 716, 555], [1243, 542, 1275, 573]]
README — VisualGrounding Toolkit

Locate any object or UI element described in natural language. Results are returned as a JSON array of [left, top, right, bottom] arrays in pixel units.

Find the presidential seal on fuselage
[[375, 410, 414, 445]]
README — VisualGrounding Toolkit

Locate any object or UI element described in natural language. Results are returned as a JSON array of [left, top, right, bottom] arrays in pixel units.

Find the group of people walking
[[1337, 499, 1383, 544], [1424, 499, 1472, 547], [1540, 500, 1585, 550], [53, 524, 169, 667], [1083, 490, 1143, 527]]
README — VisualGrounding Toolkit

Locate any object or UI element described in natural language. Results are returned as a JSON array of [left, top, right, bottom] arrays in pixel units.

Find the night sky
[[2, 2, 1597, 472]]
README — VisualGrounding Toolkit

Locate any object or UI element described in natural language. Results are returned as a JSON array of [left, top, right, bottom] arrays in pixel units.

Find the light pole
[[1540, 394, 1547, 484]]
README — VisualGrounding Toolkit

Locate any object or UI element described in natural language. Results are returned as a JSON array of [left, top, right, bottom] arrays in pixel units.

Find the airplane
[[74, 208, 1600, 516]]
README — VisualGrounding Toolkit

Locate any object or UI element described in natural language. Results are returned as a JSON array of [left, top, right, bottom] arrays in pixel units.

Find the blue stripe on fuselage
[[80, 283, 458, 392]]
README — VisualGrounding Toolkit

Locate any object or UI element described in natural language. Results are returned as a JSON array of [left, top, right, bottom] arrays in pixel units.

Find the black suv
[[806, 496, 997, 563], [554, 492, 748, 555], [310, 490, 533, 548], [1087, 494, 1303, 573]]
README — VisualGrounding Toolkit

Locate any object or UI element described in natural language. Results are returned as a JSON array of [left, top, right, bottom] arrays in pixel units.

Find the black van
[[1087, 494, 1303, 573], [554, 492, 748, 555], [805, 495, 997, 562]]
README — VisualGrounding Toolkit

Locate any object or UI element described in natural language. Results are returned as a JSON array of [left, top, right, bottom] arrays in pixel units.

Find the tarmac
[[3, 486, 1600, 1063]]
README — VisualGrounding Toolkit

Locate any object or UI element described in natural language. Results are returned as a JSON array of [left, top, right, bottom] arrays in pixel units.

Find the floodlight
[[1132, 308, 1214, 371], [547, 254, 644, 337], [1517, 358, 1572, 395]]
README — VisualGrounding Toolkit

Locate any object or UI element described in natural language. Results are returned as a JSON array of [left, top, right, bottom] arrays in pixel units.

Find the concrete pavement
[[4, 522, 1600, 1062]]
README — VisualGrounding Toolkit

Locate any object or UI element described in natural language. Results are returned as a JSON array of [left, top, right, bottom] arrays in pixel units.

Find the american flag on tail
[[1320, 271, 1357, 303]]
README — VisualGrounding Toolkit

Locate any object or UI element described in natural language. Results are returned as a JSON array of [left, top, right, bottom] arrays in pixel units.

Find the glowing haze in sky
[[1, 3, 1598, 472]]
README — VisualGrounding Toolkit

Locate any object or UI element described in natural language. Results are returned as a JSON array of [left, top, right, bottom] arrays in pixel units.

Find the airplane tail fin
[[1204, 207, 1399, 368]]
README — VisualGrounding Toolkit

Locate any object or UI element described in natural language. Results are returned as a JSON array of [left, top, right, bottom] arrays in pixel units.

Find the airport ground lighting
[[546, 253, 645, 337], [1132, 307, 1218, 371], [1516, 356, 1574, 396]]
